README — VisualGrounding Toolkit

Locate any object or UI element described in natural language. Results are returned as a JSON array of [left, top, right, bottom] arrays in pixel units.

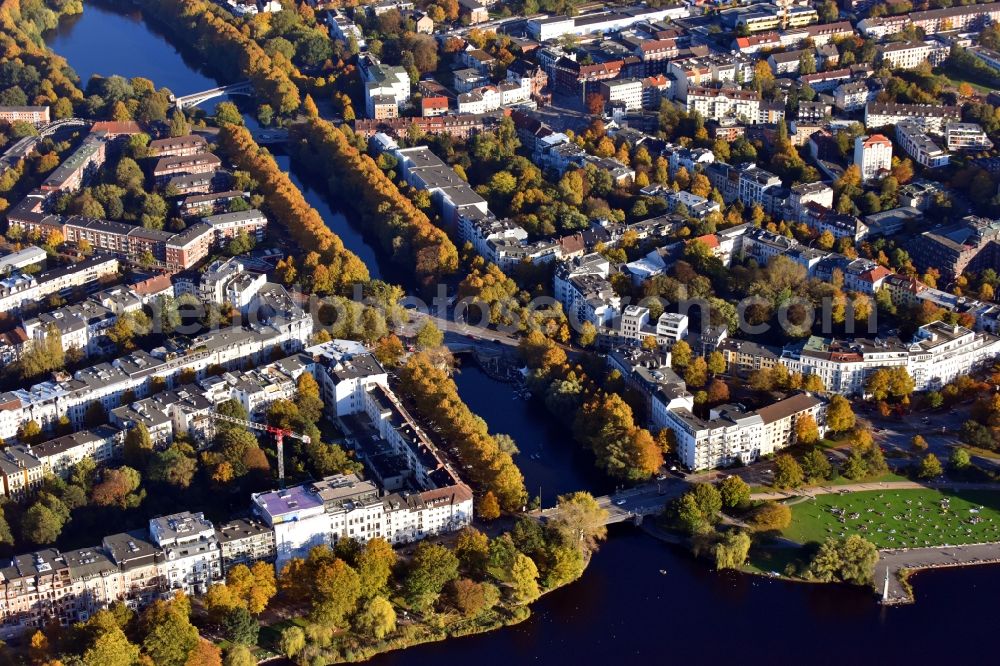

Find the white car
[[614, 499, 627, 506]]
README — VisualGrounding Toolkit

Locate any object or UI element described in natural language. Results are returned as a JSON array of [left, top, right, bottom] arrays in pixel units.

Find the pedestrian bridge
[[172, 81, 253, 109]]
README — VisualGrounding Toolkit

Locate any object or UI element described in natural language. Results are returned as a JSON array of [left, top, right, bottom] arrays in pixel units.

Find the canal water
[[43, 5, 1000, 664]]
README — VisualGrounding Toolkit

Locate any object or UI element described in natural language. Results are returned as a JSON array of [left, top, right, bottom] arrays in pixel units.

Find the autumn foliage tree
[[399, 353, 527, 510], [292, 118, 459, 286], [218, 124, 369, 294]]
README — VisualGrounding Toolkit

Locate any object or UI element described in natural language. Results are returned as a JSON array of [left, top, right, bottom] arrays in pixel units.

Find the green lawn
[[784, 489, 1000, 549]]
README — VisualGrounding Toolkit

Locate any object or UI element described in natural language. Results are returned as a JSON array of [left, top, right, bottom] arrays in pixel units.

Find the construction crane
[[207, 412, 310, 486]]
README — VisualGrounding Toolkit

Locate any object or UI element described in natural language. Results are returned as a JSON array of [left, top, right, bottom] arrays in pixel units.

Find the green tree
[[801, 448, 832, 482], [215, 101, 244, 126], [718, 476, 750, 509], [141, 597, 200, 666], [278, 626, 305, 659], [357, 537, 397, 599], [21, 497, 66, 544], [508, 553, 540, 604], [918, 453, 943, 479], [773, 454, 804, 489], [415, 318, 444, 349], [691, 482, 722, 520], [950, 447, 971, 470], [675, 492, 709, 534], [548, 492, 609, 554], [354, 596, 397, 640], [405, 543, 460, 610], [805, 535, 878, 586], [222, 606, 258, 645], [712, 530, 751, 570], [223, 645, 256, 666], [455, 528, 490, 578]]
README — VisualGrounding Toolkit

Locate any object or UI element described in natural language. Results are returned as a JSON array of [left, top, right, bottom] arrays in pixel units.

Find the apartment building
[[853, 134, 893, 184], [600, 78, 643, 111], [392, 143, 489, 227], [149, 512, 223, 595], [203, 209, 268, 243], [254, 366, 472, 566], [149, 134, 208, 158], [152, 153, 221, 186], [908, 215, 1000, 280], [661, 392, 826, 470], [879, 40, 950, 70], [860, 3, 1000, 38], [526, 5, 685, 41], [866, 102, 961, 133], [0, 106, 49, 124], [685, 86, 761, 124], [945, 123, 993, 151], [214, 518, 277, 573], [895, 121, 949, 169], [834, 80, 873, 112], [780, 322, 1000, 395], [360, 54, 411, 118], [40, 135, 106, 193]]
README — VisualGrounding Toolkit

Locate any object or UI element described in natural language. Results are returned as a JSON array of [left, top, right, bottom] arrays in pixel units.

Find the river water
[[42, 5, 1000, 664]]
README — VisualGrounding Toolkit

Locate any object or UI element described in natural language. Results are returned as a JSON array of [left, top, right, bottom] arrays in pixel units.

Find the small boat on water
[[659, 569, 667, 575]]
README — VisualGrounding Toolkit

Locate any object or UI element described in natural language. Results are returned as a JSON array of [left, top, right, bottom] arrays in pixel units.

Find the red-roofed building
[[731, 31, 780, 53], [421, 96, 450, 117], [130, 274, 174, 303], [90, 121, 143, 138]]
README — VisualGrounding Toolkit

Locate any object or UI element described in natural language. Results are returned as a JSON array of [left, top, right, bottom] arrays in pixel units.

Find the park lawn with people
[[783, 489, 1000, 549]]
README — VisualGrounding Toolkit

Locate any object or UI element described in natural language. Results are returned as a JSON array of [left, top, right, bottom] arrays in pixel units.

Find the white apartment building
[[600, 78, 643, 111], [879, 41, 949, 70], [686, 86, 761, 124], [853, 134, 893, 184], [945, 123, 993, 151], [896, 121, 949, 169], [308, 340, 389, 417], [834, 81, 872, 112], [778, 321, 1000, 395], [661, 393, 827, 470], [360, 54, 411, 118], [148, 512, 222, 595], [866, 102, 961, 134], [254, 371, 472, 567], [554, 253, 620, 327], [738, 164, 783, 209]]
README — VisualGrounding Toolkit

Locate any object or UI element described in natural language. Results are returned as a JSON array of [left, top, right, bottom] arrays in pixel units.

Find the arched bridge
[[172, 81, 253, 109]]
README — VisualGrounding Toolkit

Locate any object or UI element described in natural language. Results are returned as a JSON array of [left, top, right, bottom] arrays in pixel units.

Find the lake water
[[43, 5, 1000, 664]]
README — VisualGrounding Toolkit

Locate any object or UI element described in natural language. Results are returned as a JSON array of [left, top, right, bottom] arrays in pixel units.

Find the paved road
[[877, 542, 1000, 604], [751, 480, 1000, 502], [859, 402, 1000, 468]]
